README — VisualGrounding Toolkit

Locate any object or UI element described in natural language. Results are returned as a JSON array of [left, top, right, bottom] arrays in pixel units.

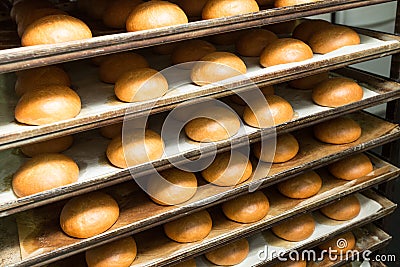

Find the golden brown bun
[[12, 0, 53, 23], [243, 95, 294, 128], [100, 123, 123, 139], [320, 195, 361, 221], [171, 40, 216, 66], [176, 0, 208, 17], [173, 259, 197, 267], [254, 133, 299, 163], [256, 0, 275, 6], [21, 15, 92, 46], [21, 135, 74, 157], [153, 43, 179, 55], [60, 192, 119, 238], [103, 0, 143, 29], [202, 0, 259, 19], [277, 171, 322, 199], [318, 232, 356, 254], [106, 129, 164, 169], [99, 52, 149, 84], [15, 85, 81, 126], [222, 191, 270, 223], [260, 38, 313, 67], [292, 19, 332, 43], [15, 65, 71, 96], [313, 117, 362, 144], [272, 214, 315, 241], [264, 20, 296, 34], [288, 72, 329, 90], [312, 77, 363, 107], [210, 31, 243, 45], [236, 29, 278, 57], [18, 8, 67, 37], [201, 151, 252, 186], [231, 85, 275, 105], [12, 153, 79, 197], [328, 153, 373, 180], [184, 106, 241, 142], [308, 25, 361, 54], [126, 1, 188, 31], [274, 0, 318, 7], [191, 52, 247, 86], [147, 168, 197, 205], [85, 236, 137, 267], [273, 260, 307, 267], [114, 68, 168, 102], [163, 210, 212, 243], [205, 239, 249, 265]]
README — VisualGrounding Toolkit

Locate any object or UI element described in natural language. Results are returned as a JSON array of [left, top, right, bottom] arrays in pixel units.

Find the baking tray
[[0, 155, 397, 267]]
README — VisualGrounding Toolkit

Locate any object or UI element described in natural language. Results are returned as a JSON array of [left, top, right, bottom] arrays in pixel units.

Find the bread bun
[[235, 29, 278, 57], [320, 195, 361, 221], [264, 20, 296, 34], [308, 25, 361, 54], [99, 52, 149, 84], [15, 65, 71, 96], [313, 117, 362, 144], [210, 31, 243, 45], [114, 68, 168, 102], [202, 0, 259, 19], [243, 95, 294, 128], [15, 85, 81, 125], [273, 260, 307, 267], [260, 38, 313, 67], [328, 153, 373, 180], [146, 168, 197, 205], [277, 171, 322, 199], [171, 40, 216, 67], [176, 0, 208, 17], [11, 0, 53, 22], [21, 15, 92, 46], [153, 43, 178, 55], [231, 85, 275, 105], [163, 210, 212, 242], [288, 72, 329, 90], [173, 259, 197, 267], [91, 55, 110, 66], [222, 191, 270, 223], [17, 8, 67, 37], [274, 0, 318, 7], [201, 151, 252, 186], [106, 129, 164, 168], [318, 232, 356, 254], [254, 133, 299, 163], [21, 135, 74, 157], [60, 192, 119, 238], [191, 52, 247, 86], [272, 214, 315, 241], [312, 77, 363, 107], [12, 153, 79, 197], [102, 0, 143, 29], [100, 123, 123, 139], [85, 0, 109, 19], [184, 106, 241, 142], [292, 19, 332, 43], [256, 0, 275, 6], [205, 239, 249, 265], [85, 236, 137, 267], [126, 1, 188, 31]]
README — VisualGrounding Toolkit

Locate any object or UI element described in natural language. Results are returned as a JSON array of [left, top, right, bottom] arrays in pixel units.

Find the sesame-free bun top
[[205, 238, 249, 266], [313, 117, 362, 144], [277, 171, 322, 199], [202, 0, 259, 19], [328, 153, 373, 180], [100, 123, 123, 139], [126, 1, 188, 32], [175, 0, 208, 17], [17, 8, 67, 37], [102, 0, 143, 29], [288, 72, 329, 90], [274, 0, 319, 7], [12, 153, 79, 197], [21, 135, 74, 157], [15, 85, 81, 126], [235, 29, 278, 57], [320, 195, 361, 221], [171, 40, 216, 67], [292, 19, 332, 43], [272, 214, 315, 241], [11, 0, 53, 22], [21, 15, 92, 46], [254, 133, 299, 163], [318, 232, 356, 254]]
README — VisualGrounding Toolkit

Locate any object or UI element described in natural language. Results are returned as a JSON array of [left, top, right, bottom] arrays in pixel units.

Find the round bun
[[274, 0, 318, 7], [318, 232, 356, 254], [243, 95, 294, 128], [21, 15, 92, 46], [114, 68, 168, 102], [272, 214, 315, 242], [126, 1, 188, 32], [260, 38, 313, 67], [308, 25, 361, 54], [171, 40, 216, 67], [184, 106, 241, 142], [312, 77, 363, 107], [147, 168, 197, 205], [254, 133, 299, 163], [205, 238, 249, 266], [328, 153, 373, 180], [85, 236, 137, 267], [264, 20, 296, 34], [60, 191, 119, 238], [235, 29, 278, 57], [102, 0, 143, 29], [222, 191, 270, 223], [11, 0, 53, 22], [100, 123, 123, 139], [273, 260, 307, 267], [313, 117, 362, 144], [12, 153, 79, 197], [231, 85, 274, 105], [202, 151, 252, 186], [163, 210, 212, 243], [21, 135, 74, 157], [320, 195, 361, 221], [191, 52, 247, 86], [210, 31, 243, 45], [288, 72, 329, 90], [17, 8, 67, 37], [292, 19, 332, 43], [176, 0, 208, 17], [153, 43, 178, 55], [15, 65, 71, 96], [99, 52, 149, 84], [202, 0, 259, 19], [15, 85, 81, 126], [173, 259, 197, 267], [106, 129, 164, 169], [277, 171, 322, 199]]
